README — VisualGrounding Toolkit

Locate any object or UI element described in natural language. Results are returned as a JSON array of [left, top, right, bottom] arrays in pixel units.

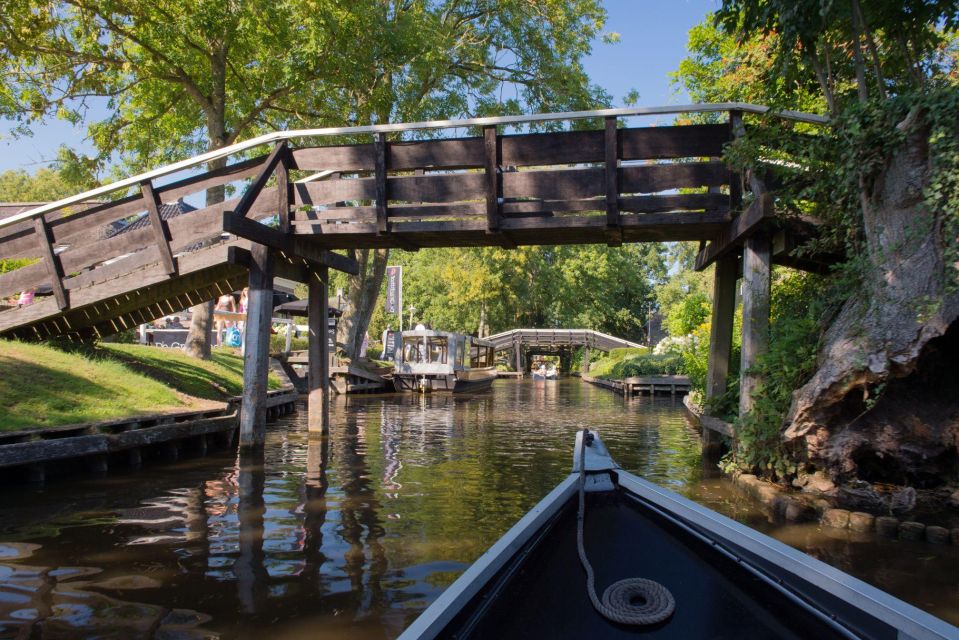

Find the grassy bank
[[0, 341, 280, 431], [587, 347, 685, 380]]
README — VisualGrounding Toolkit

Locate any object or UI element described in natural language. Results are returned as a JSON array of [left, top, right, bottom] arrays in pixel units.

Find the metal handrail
[[0, 102, 828, 232]]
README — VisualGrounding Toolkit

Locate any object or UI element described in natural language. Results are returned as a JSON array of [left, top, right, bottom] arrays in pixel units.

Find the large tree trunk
[[183, 153, 227, 359], [335, 248, 390, 359], [784, 111, 959, 486]]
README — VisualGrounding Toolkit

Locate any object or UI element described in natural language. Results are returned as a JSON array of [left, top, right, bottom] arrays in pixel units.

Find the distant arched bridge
[[487, 328, 643, 373]]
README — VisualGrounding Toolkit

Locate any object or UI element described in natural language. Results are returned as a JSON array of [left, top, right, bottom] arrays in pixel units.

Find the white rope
[[576, 429, 675, 625]]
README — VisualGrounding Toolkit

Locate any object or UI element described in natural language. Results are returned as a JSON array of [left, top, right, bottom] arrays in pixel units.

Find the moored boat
[[393, 330, 497, 393], [399, 429, 959, 639]]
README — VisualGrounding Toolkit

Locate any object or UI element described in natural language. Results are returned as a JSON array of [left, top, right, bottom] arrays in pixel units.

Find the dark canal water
[[1, 379, 958, 638]]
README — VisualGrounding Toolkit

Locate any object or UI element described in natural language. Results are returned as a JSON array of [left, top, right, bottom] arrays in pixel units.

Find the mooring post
[[308, 267, 330, 434], [706, 254, 738, 408], [240, 244, 274, 448], [739, 233, 771, 417]]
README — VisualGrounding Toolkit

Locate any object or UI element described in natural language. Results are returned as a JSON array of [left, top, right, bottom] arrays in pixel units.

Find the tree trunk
[[183, 156, 226, 359], [335, 248, 390, 359], [184, 105, 229, 359], [784, 112, 959, 485]]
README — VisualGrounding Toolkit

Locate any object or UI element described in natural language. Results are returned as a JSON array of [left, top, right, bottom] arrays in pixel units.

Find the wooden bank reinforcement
[[0, 387, 298, 485]]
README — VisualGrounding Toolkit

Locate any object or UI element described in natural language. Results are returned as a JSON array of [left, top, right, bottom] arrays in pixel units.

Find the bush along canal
[[0, 379, 957, 638]]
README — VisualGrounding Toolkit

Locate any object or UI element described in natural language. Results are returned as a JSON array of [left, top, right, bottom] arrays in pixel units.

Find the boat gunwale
[[400, 440, 959, 640], [616, 472, 959, 640]]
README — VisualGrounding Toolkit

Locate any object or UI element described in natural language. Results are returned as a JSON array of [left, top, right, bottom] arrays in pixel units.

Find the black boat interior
[[441, 474, 900, 639]]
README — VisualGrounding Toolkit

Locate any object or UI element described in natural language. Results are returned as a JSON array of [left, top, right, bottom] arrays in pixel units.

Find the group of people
[[214, 288, 248, 346]]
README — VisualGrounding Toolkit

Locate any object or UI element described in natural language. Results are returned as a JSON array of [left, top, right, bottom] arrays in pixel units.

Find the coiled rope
[[576, 429, 675, 626]]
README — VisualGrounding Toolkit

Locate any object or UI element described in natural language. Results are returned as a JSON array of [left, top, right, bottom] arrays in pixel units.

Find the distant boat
[[532, 364, 558, 380], [392, 330, 497, 393], [399, 429, 959, 640]]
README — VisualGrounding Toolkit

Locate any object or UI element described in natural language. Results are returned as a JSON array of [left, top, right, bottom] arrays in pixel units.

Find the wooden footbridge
[[487, 328, 644, 373], [0, 103, 829, 447]]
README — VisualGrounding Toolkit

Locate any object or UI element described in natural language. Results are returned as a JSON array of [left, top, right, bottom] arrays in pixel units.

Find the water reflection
[[0, 380, 957, 639]]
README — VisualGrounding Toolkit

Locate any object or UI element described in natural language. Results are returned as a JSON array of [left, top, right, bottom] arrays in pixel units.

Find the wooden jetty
[[0, 103, 835, 446], [277, 351, 391, 394], [582, 374, 691, 397]]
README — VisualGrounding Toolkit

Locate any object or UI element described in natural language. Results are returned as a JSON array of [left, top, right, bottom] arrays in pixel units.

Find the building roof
[[105, 199, 197, 238], [274, 298, 343, 317]]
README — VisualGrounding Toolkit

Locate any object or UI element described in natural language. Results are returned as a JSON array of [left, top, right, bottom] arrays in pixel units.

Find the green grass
[[99, 344, 281, 399], [0, 341, 281, 431], [0, 341, 187, 431]]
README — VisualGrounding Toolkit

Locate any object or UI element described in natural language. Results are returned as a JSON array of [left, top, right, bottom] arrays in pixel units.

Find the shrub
[[608, 346, 648, 360], [618, 353, 684, 376]]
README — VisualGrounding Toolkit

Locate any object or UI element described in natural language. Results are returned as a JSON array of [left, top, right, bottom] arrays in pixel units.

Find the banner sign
[[383, 330, 398, 359], [385, 266, 402, 313]]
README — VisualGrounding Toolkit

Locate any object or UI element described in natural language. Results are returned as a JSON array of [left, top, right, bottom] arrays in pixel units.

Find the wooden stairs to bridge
[[0, 104, 832, 344]]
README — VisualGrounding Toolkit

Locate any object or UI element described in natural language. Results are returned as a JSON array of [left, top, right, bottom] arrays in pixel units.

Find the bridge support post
[[514, 340, 522, 375], [705, 254, 738, 452], [240, 244, 274, 449], [706, 255, 738, 405], [308, 267, 330, 434], [739, 233, 771, 418], [581, 345, 591, 375]]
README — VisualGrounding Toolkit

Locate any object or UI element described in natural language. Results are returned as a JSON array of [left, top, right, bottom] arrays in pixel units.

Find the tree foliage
[[0, 0, 612, 357], [366, 243, 667, 344]]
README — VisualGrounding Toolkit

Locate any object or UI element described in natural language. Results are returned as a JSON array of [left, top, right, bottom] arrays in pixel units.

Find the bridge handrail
[[487, 328, 644, 350], [0, 102, 828, 231]]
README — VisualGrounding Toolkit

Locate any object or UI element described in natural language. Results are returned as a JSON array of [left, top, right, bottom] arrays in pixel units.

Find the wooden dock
[[582, 374, 691, 396], [278, 351, 391, 394]]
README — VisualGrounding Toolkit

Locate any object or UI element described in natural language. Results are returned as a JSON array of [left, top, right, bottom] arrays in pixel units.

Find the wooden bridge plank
[[0, 155, 269, 262], [141, 181, 177, 275], [33, 217, 67, 310], [0, 243, 244, 336], [234, 141, 287, 219], [222, 212, 359, 275], [374, 133, 389, 234], [484, 125, 501, 231], [291, 144, 373, 172], [0, 261, 47, 300], [293, 178, 375, 206], [694, 192, 773, 271], [288, 124, 728, 175], [604, 117, 621, 247]]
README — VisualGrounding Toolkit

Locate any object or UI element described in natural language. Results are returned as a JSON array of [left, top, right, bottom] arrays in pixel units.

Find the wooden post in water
[[514, 340, 522, 375], [239, 244, 274, 449], [581, 345, 591, 375], [706, 255, 738, 403], [739, 233, 771, 417], [308, 267, 330, 434]]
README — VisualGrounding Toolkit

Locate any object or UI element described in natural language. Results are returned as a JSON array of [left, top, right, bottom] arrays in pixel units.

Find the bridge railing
[[0, 103, 829, 332], [0, 153, 276, 317]]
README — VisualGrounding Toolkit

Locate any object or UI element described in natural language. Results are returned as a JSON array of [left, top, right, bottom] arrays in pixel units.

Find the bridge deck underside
[[0, 243, 248, 341]]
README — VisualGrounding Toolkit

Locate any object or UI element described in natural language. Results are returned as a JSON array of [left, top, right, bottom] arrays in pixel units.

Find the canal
[[1, 379, 957, 638]]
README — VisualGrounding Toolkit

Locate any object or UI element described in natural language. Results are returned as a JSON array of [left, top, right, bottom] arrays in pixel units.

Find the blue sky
[[0, 0, 718, 175]]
